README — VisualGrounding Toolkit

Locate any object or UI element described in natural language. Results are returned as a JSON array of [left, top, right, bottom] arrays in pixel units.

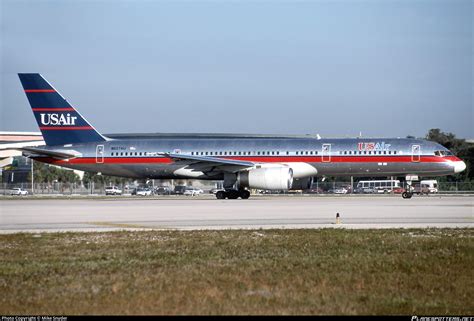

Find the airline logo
[[358, 142, 391, 151], [40, 113, 77, 126]]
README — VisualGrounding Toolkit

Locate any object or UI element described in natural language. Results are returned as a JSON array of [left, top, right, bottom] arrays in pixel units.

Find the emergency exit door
[[411, 144, 421, 162], [322, 144, 331, 162], [96, 145, 104, 164]]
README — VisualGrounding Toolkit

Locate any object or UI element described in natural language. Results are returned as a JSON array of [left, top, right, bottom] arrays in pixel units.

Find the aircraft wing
[[161, 153, 255, 173], [15, 147, 80, 160]]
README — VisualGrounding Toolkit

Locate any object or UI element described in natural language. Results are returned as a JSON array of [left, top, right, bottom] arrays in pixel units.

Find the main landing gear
[[216, 189, 250, 200]]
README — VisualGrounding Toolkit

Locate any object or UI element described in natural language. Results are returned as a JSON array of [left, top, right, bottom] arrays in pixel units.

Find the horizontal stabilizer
[[15, 147, 81, 159]]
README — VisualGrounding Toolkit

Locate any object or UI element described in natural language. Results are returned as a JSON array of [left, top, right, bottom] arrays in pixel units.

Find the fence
[[1, 181, 473, 196]]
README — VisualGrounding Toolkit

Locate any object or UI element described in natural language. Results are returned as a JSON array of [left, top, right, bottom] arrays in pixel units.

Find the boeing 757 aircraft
[[14, 74, 466, 199]]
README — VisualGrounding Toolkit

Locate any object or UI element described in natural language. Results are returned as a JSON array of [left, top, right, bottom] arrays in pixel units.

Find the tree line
[[425, 128, 473, 182]]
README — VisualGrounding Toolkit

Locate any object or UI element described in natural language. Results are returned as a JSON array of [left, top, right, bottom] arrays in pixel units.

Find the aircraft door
[[96, 145, 104, 164], [322, 144, 331, 162], [411, 144, 421, 162]]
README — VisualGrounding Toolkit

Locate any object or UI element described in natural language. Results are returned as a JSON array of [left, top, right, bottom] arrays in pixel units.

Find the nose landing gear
[[402, 191, 413, 199], [402, 176, 417, 199]]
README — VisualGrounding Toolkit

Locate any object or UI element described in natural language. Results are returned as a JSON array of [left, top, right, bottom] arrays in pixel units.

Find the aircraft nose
[[453, 160, 466, 173]]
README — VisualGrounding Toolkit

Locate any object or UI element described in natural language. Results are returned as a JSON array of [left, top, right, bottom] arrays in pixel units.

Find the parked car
[[174, 185, 187, 195], [183, 187, 203, 196], [135, 188, 152, 196], [329, 187, 348, 194], [392, 187, 405, 194], [10, 188, 28, 196], [105, 186, 122, 195], [304, 187, 324, 194], [418, 180, 439, 194], [154, 186, 171, 195], [210, 188, 225, 194], [335, 187, 348, 194]]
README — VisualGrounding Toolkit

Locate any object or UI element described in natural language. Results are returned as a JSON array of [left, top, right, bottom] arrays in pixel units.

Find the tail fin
[[18, 73, 106, 146]]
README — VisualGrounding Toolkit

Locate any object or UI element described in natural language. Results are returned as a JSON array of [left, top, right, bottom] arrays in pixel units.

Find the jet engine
[[237, 166, 293, 190], [290, 177, 314, 190]]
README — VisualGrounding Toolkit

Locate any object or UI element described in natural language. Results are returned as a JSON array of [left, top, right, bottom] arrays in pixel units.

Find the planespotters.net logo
[[412, 317, 473, 321]]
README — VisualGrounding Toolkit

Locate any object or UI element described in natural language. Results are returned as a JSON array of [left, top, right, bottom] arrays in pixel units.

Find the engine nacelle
[[238, 166, 293, 190], [291, 177, 314, 190]]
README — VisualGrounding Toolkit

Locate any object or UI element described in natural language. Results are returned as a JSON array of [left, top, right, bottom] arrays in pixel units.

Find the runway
[[0, 195, 472, 233]]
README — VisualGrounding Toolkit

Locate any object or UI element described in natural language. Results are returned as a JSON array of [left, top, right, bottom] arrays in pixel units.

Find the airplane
[[13, 73, 466, 199]]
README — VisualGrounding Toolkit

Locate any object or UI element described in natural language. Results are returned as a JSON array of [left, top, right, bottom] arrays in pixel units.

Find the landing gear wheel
[[402, 192, 413, 199], [227, 190, 240, 199], [216, 191, 226, 199], [239, 190, 250, 199]]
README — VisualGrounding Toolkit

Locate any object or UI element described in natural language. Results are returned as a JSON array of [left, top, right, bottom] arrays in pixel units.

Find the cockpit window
[[434, 150, 453, 157]]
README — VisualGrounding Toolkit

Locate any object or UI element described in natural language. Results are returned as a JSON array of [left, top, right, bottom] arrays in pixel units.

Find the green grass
[[0, 229, 473, 315]]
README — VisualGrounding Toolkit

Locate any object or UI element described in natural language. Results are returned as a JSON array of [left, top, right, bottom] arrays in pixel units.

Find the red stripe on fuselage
[[39, 126, 93, 130], [45, 155, 459, 165], [25, 89, 56, 93], [32, 108, 75, 111]]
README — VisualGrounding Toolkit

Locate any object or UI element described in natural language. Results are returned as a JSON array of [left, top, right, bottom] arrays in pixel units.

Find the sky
[[1, 0, 472, 138]]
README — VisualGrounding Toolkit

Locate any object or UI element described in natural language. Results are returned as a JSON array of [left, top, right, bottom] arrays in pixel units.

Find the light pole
[[31, 159, 34, 195]]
